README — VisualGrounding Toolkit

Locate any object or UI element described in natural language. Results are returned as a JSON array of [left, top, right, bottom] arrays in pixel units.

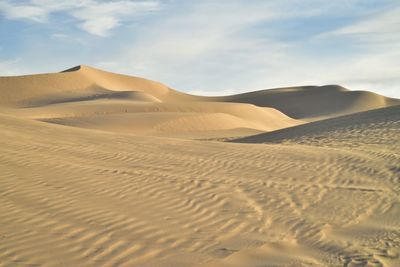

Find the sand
[[0, 66, 399, 267]]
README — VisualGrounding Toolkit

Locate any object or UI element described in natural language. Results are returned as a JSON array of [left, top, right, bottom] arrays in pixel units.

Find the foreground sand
[[0, 66, 399, 266], [1, 106, 399, 266]]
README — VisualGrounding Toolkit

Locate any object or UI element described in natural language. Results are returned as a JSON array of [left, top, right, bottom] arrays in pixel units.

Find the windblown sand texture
[[1, 65, 399, 267]]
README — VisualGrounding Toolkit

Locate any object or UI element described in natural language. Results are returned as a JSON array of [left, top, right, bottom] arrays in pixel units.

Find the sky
[[0, 0, 399, 97]]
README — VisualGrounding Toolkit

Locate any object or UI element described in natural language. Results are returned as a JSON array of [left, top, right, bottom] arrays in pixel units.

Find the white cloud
[[71, 0, 160, 36], [80, 17, 119, 37], [0, 0, 160, 36], [0, 0, 80, 22], [0, 2, 48, 22]]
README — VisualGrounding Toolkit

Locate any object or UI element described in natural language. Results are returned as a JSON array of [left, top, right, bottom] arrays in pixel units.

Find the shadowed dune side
[[232, 105, 400, 144], [205, 85, 400, 120]]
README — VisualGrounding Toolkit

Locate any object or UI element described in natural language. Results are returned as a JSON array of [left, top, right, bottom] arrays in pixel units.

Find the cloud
[[326, 7, 400, 35], [80, 1, 400, 98], [104, 1, 292, 89], [71, 0, 160, 36], [0, 0, 160, 36], [318, 6, 400, 47], [80, 16, 119, 37], [0, 2, 48, 22], [0, 0, 79, 22], [306, 5, 400, 97]]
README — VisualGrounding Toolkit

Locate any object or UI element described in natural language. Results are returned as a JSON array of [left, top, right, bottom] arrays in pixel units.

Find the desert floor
[[0, 66, 399, 267]]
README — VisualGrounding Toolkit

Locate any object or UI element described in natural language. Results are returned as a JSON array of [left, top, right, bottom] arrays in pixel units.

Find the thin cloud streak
[[0, 0, 160, 36]]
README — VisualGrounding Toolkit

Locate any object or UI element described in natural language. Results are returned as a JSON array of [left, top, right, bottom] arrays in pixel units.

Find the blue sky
[[0, 0, 399, 97]]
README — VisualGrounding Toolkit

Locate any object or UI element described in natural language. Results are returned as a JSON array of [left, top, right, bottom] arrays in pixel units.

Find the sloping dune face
[[0, 66, 399, 267], [210, 85, 400, 120]]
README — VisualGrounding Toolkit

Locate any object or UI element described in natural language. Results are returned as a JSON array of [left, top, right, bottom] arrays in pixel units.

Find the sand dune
[[233, 105, 400, 144], [0, 65, 186, 107], [0, 66, 399, 266], [207, 85, 400, 120], [0, 66, 303, 138]]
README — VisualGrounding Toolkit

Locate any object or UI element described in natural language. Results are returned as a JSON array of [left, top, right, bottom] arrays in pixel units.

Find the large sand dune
[[207, 85, 400, 120], [0, 66, 399, 266], [0, 65, 303, 138], [0, 65, 178, 107]]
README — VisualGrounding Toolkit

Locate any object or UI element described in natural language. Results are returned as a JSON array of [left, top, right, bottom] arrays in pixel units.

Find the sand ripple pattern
[[0, 113, 399, 267]]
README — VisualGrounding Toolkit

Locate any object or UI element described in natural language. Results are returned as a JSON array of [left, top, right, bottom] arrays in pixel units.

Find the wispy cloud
[[310, 6, 400, 96], [0, 0, 78, 22], [0, 0, 160, 36], [318, 6, 400, 47], [324, 7, 400, 36], [72, 0, 160, 36]]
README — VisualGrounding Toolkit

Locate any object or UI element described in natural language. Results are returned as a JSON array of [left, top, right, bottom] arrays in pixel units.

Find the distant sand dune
[[0, 65, 180, 107], [207, 85, 400, 120]]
